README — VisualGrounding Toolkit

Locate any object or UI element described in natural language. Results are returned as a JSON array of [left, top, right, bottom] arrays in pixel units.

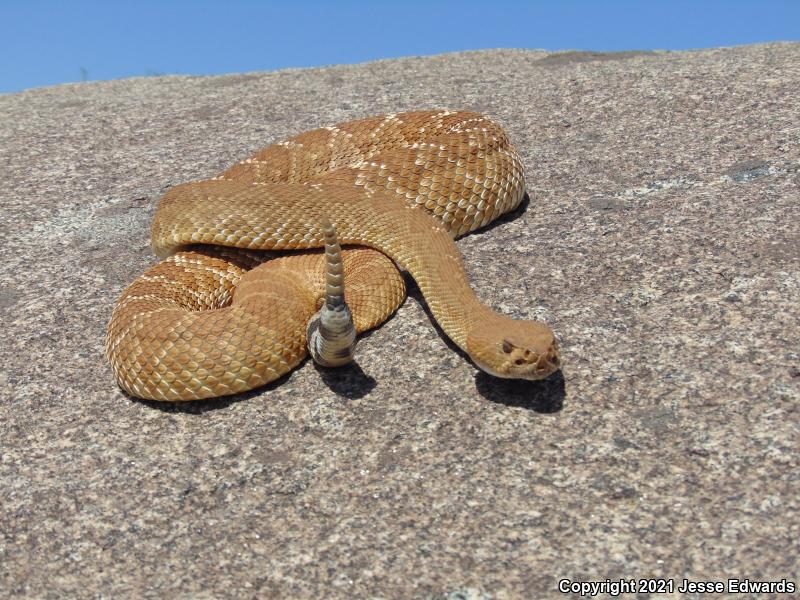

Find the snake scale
[[106, 110, 560, 401]]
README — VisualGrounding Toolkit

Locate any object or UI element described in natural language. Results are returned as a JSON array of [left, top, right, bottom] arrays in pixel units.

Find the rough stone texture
[[1, 43, 798, 599]]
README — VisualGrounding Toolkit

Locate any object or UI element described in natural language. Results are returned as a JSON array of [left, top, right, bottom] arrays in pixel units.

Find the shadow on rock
[[475, 369, 565, 413], [471, 191, 531, 236], [314, 361, 377, 399], [125, 357, 375, 412]]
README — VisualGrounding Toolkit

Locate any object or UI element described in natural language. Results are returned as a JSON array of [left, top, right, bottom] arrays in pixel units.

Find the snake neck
[[333, 199, 493, 352]]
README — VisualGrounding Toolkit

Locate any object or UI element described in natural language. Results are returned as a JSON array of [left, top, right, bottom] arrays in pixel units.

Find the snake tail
[[306, 216, 357, 367]]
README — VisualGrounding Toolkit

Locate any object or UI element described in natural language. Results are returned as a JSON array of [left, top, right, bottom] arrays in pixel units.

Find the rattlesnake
[[106, 110, 560, 401]]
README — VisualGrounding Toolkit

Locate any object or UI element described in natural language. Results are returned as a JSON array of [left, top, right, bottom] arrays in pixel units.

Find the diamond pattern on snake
[[106, 110, 560, 401]]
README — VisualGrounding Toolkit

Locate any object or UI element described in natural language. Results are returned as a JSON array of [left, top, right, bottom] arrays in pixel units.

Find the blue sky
[[2, 0, 798, 94]]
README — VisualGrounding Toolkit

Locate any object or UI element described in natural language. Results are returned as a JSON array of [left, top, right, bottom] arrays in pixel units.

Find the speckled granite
[[1, 43, 798, 599]]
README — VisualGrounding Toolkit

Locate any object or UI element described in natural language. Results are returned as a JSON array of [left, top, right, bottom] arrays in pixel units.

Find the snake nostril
[[514, 358, 525, 365]]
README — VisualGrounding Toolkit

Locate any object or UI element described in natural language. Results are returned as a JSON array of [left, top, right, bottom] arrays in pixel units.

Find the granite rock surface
[[1, 43, 798, 598]]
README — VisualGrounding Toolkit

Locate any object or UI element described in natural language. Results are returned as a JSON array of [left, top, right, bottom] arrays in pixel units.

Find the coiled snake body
[[107, 110, 560, 401]]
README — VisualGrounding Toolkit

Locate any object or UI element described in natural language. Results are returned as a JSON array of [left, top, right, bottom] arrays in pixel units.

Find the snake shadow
[[472, 190, 531, 236], [123, 356, 377, 414], [313, 361, 376, 399]]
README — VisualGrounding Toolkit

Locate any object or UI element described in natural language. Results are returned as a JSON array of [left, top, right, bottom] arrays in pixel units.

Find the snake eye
[[502, 340, 513, 353]]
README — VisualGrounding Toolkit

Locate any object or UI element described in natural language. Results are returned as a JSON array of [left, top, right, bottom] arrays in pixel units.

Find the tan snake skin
[[106, 110, 560, 401]]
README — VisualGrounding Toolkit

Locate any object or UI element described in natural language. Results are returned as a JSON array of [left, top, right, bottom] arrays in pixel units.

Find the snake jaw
[[467, 318, 560, 380]]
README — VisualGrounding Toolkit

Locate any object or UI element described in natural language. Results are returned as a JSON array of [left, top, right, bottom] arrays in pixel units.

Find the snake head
[[466, 317, 560, 380]]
